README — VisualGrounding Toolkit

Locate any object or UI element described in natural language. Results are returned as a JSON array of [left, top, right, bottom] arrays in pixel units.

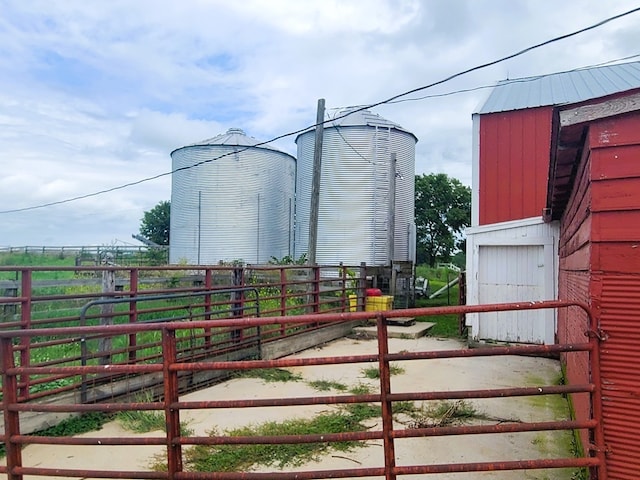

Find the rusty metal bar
[[587, 308, 608, 480], [0, 297, 604, 479], [12, 467, 167, 479], [18, 269, 31, 399], [11, 434, 167, 446], [1, 336, 23, 480], [128, 268, 139, 363], [162, 327, 182, 478], [6, 383, 593, 414], [394, 457, 601, 475], [376, 313, 396, 480], [0, 299, 591, 340]]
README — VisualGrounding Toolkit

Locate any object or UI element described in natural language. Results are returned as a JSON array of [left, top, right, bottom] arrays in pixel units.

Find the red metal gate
[[0, 300, 606, 479]]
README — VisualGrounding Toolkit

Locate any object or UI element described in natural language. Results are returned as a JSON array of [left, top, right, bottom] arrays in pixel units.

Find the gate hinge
[[585, 328, 609, 341]]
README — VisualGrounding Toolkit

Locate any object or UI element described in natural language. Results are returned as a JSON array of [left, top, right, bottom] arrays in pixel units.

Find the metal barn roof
[[477, 60, 640, 114]]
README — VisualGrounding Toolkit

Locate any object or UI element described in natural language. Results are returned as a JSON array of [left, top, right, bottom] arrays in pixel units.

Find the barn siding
[[478, 107, 552, 225], [556, 113, 640, 478], [557, 145, 592, 447], [588, 118, 640, 479], [596, 274, 640, 480]]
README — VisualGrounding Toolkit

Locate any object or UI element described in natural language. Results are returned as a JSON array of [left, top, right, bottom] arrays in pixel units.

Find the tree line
[[140, 173, 471, 268]]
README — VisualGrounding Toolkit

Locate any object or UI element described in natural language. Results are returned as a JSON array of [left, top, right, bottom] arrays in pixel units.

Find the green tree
[[415, 173, 471, 267], [139, 200, 170, 246]]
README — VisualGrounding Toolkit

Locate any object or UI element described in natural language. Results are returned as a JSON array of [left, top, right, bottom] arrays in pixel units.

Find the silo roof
[[477, 60, 640, 114], [171, 128, 291, 155], [296, 107, 418, 143]]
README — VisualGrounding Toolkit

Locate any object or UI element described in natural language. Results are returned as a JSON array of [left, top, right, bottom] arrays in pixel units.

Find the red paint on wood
[[479, 107, 552, 224], [592, 210, 640, 242], [559, 149, 591, 254], [589, 115, 640, 148], [560, 243, 591, 272], [592, 243, 640, 273], [555, 109, 640, 478], [591, 144, 640, 181], [591, 177, 640, 212]]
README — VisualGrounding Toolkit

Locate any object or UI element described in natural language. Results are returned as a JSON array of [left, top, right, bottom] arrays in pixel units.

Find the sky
[[1, 0, 639, 247]]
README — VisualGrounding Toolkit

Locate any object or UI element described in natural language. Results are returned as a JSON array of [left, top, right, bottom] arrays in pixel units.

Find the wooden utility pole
[[308, 98, 325, 265]]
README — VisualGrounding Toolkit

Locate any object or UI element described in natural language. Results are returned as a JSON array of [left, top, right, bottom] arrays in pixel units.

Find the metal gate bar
[[0, 300, 606, 480]]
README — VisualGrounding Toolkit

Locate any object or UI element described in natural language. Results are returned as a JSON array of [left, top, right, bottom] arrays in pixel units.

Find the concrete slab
[[354, 321, 435, 339]]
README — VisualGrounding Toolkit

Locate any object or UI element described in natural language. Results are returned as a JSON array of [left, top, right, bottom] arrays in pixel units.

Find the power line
[[1, 6, 639, 215], [386, 53, 640, 105]]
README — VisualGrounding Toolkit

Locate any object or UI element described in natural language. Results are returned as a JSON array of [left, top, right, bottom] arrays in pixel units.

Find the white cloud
[[1, 0, 639, 246]]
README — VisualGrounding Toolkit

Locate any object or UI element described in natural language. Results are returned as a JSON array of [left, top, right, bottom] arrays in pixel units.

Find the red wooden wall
[[558, 113, 640, 479], [557, 142, 592, 451], [479, 107, 552, 225]]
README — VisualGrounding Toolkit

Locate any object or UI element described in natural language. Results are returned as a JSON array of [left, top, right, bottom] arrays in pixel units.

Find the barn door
[[477, 244, 552, 344]]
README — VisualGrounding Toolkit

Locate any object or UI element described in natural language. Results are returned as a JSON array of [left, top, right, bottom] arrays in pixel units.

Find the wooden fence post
[[98, 267, 115, 365]]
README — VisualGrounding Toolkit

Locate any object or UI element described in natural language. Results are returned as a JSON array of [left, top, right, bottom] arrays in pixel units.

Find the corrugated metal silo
[[294, 107, 417, 266], [170, 128, 296, 265]]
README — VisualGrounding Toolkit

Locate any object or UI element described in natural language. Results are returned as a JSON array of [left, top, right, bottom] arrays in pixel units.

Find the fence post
[[204, 269, 212, 348], [128, 268, 139, 364], [1, 336, 23, 480], [98, 267, 115, 365], [1, 287, 17, 322], [358, 262, 367, 312], [18, 270, 32, 399], [313, 265, 321, 314], [162, 327, 183, 477], [280, 267, 287, 316], [231, 267, 243, 342]]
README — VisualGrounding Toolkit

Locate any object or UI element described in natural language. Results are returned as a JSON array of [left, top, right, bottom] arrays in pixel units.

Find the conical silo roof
[[296, 107, 417, 143], [172, 128, 286, 155]]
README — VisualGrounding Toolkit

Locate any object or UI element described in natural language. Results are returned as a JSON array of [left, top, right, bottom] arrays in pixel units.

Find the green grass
[[413, 263, 464, 338], [307, 379, 348, 392], [116, 409, 193, 436], [167, 397, 388, 473], [406, 400, 478, 428], [0, 412, 112, 457], [360, 363, 405, 379], [415, 285, 462, 338], [236, 368, 303, 383], [177, 412, 362, 472]]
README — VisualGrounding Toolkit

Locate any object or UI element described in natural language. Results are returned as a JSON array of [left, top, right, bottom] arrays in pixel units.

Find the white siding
[[466, 218, 559, 344]]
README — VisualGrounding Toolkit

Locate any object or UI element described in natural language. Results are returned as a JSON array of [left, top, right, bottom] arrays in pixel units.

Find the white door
[[477, 245, 550, 344]]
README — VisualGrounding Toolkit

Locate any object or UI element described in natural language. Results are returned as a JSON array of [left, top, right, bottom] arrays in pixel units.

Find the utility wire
[[1, 6, 639, 215], [386, 53, 640, 104]]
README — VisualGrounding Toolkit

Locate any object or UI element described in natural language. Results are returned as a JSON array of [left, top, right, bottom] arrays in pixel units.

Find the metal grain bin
[[294, 108, 417, 266], [170, 128, 296, 265]]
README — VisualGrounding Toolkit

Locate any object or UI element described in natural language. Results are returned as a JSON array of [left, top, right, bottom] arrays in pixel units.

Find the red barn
[[548, 88, 640, 479], [467, 61, 640, 345], [467, 61, 640, 478]]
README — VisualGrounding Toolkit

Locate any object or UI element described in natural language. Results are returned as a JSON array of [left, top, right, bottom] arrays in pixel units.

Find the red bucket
[[365, 288, 382, 297]]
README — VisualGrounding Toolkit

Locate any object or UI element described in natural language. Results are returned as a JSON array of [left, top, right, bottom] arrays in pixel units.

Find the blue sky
[[1, 0, 639, 246]]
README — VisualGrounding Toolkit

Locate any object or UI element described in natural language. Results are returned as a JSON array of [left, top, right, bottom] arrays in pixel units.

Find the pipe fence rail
[[0, 300, 607, 480], [0, 264, 365, 404]]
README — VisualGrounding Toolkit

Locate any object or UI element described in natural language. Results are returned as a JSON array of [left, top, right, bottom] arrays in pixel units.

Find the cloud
[[1, 0, 639, 246]]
